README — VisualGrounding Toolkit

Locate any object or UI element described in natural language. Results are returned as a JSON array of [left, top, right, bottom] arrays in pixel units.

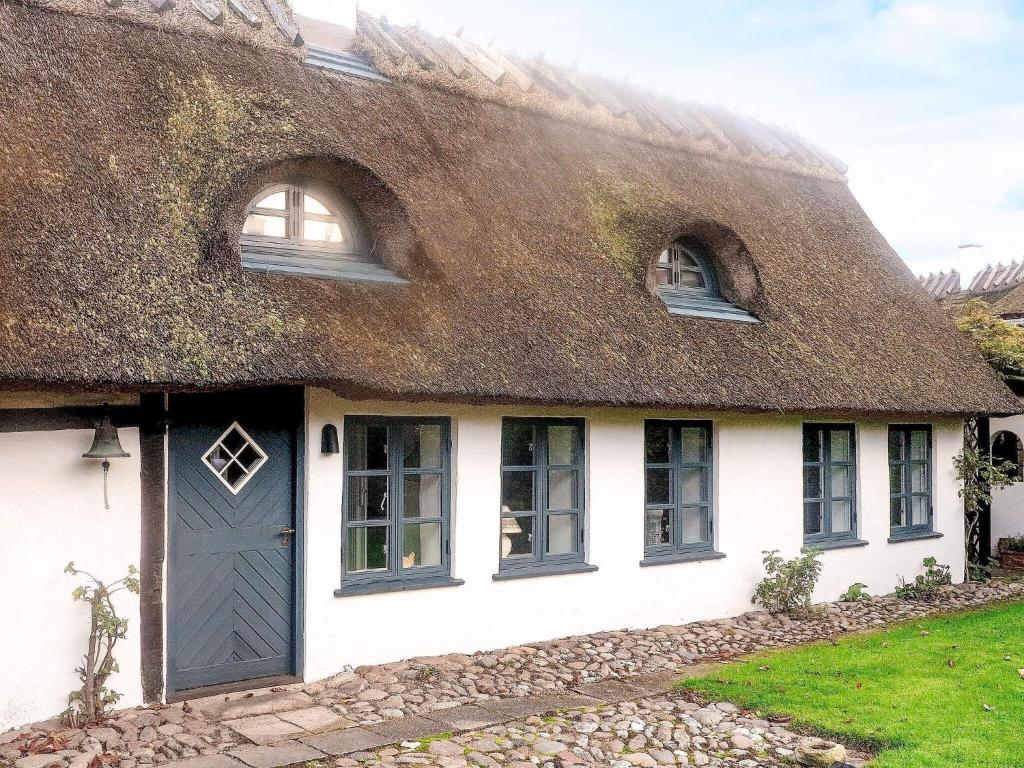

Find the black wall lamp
[[321, 424, 340, 455]]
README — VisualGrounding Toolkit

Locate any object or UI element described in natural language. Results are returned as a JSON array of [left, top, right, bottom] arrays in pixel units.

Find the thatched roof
[[0, 0, 1017, 416]]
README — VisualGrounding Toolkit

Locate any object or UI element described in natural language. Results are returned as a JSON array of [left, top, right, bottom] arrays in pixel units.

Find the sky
[[293, 0, 1024, 285]]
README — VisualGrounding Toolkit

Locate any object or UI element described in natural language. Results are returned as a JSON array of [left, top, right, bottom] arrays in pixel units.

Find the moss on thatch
[[0, 1, 1017, 416]]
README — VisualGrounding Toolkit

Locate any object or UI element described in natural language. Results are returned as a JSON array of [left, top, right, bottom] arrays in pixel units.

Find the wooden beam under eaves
[[104, 0, 123, 8], [228, 0, 262, 28], [147, 0, 173, 11], [261, 0, 304, 45], [192, 0, 225, 24]]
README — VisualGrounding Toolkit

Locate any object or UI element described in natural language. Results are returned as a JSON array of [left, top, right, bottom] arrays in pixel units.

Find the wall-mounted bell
[[83, 408, 131, 509]]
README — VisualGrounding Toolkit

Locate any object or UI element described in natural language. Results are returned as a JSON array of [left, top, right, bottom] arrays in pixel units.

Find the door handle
[[280, 527, 296, 546]]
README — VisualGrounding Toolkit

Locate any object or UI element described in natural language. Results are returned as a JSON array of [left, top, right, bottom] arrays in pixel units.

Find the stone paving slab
[[364, 716, 452, 743], [196, 692, 315, 722], [571, 677, 649, 702], [228, 741, 325, 768], [162, 756, 246, 768], [276, 706, 354, 734], [476, 692, 602, 720], [628, 670, 687, 695], [222, 715, 307, 746], [415, 705, 506, 733], [298, 728, 395, 756]]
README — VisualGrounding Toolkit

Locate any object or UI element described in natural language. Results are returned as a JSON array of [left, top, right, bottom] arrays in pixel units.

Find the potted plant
[[998, 535, 1024, 569]]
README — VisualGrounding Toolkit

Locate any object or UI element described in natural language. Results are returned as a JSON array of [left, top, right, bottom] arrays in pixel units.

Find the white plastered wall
[[0, 397, 142, 732], [991, 414, 1024, 547], [303, 389, 965, 680]]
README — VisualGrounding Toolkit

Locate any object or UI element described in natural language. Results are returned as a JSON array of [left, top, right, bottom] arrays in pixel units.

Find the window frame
[[340, 416, 456, 594], [656, 240, 718, 298], [802, 423, 859, 546], [642, 420, 716, 562], [242, 183, 363, 258], [497, 417, 589, 576], [888, 424, 934, 539]]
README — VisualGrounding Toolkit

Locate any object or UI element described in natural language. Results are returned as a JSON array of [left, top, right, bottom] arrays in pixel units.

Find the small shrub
[[752, 548, 823, 614], [63, 562, 140, 726], [1004, 535, 1024, 553], [840, 582, 870, 602], [894, 556, 952, 601]]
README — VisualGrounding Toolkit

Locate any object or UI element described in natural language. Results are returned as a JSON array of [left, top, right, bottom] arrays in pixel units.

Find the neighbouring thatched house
[[0, 0, 1018, 730]]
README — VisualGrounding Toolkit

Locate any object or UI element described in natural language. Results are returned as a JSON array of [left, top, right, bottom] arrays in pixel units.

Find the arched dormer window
[[240, 184, 405, 284], [655, 239, 756, 323], [992, 430, 1024, 481]]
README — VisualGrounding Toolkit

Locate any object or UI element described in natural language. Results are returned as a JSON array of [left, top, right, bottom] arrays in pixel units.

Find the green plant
[[1003, 535, 1024, 552], [752, 548, 823, 613], [894, 557, 952, 601], [955, 445, 1017, 580], [840, 582, 870, 602], [954, 300, 1024, 383], [63, 562, 140, 726]]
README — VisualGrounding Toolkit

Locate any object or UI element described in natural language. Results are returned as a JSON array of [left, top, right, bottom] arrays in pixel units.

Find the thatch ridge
[[0, 1, 1017, 416]]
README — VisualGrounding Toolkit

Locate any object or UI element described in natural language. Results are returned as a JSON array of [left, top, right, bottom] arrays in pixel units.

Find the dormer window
[[655, 239, 757, 323], [240, 183, 406, 285]]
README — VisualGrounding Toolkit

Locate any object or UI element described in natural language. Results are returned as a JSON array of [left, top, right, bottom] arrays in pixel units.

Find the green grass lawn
[[681, 602, 1024, 768]]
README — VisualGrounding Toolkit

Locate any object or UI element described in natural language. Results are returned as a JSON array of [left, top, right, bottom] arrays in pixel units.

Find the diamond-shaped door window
[[202, 422, 268, 494]]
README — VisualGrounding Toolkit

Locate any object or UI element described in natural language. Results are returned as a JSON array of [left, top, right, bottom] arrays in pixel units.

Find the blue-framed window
[[655, 239, 757, 323], [803, 424, 857, 544], [643, 421, 715, 560], [889, 425, 933, 537], [499, 418, 588, 575], [341, 417, 453, 592]]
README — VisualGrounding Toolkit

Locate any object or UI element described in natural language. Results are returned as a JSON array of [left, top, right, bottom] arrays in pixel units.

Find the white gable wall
[[0, 419, 142, 732], [303, 389, 965, 680]]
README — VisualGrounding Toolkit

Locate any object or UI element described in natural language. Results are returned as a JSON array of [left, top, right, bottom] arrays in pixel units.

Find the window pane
[[548, 425, 579, 465], [680, 467, 706, 503], [501, 515, 534, 558], [502, 422, 535, 466], [911, 496, 929, 526], [645, 509, 671, 547], [547, 513, 577, 555], [501, 470, 534, 512], [403, 424, 443, 469], [404, 473, 442, 519], [402, 522, 441, 568], [831, 499, 853, 533], [347, 476, 388, 521], [681, 427, 708, 463], [548, 469, 577, 510], [804, 501, 822, 535], [348, 526, 388, 572], [803, 466, 822, 500], [910, 430, 928, 460], [680, 506, 707, 544], [891, 496, 906, 527], [348, 424, 388, 470], [803, 428, 822, 463], [830, 429, 852, 462], [888, 429, 904, 462], [304, 218, 344, 243], [243, 213, 287, 237], [889, 464, 904, 495], [304, 194, 332, 215], [255, 191, 288, 210], [830, 465, 852, 498], [910, 464, 927, 493], [676, 269, 704, 289], [645, 423, 671, 464], [645, 468, 671, 506]]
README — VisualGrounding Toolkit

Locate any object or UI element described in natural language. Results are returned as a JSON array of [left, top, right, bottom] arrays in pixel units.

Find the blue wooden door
[[167, 389, 301, 694]]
